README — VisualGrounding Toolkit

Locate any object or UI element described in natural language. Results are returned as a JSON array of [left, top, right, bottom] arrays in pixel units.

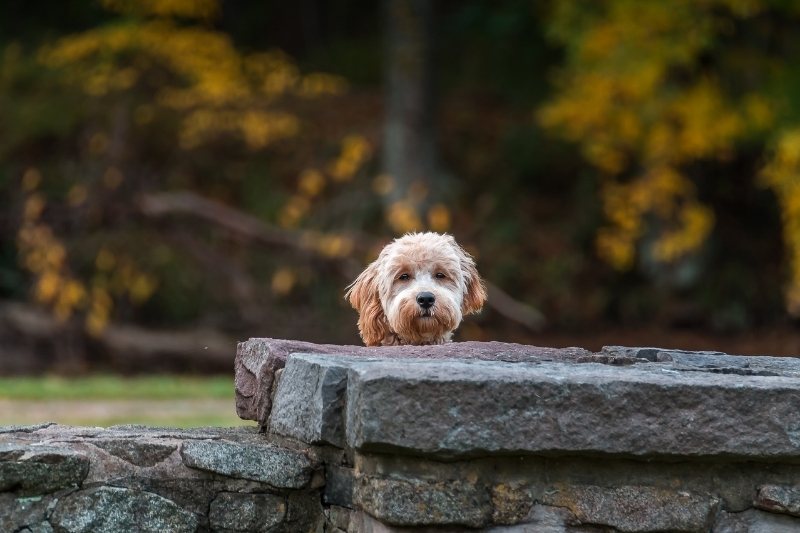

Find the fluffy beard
[[386, 294, 461, 345]]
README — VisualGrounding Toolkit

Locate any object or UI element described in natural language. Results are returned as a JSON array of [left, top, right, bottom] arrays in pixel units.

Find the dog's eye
[[435, 272, 446, 279], [398, 273, 410, 281]]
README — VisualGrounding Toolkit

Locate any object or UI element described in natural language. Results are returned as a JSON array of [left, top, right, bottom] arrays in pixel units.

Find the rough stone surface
[[754, 484, 800, 517], [543, 484, 719, 532], [341, 356, 800, 459], [324, 464, 354, 507], [0, 423, 321, 532], [355, 474, 492, 527], [50, 486, 198, 532], [713, 509, 800, 532], [270, 354, 350, 446], [91, 438, 177, 466], [491, 482, 535, 524], [0, 423, 55, 434], [9, 340, 800, 532], [486, 504, 591, 533], [0, 442, 89, 494], [0, 493, 55, 532], [180, 438, 316, 488], [236, 337, 591, 427], [209, 491, 286, 532]]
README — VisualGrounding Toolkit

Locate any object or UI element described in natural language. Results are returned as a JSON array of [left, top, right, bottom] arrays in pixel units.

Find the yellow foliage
[[35, 270, 61, 304], [88, 132, 108, 155], [23, 194, 46, 221], [387, 201, 423, 234], [761, 128, 800, 315], [278, 196, 310, 228], [328, 135, 372, 182], [651, 205, 715, 263], [40, 6, 343, 154], [298, 73, 348, 97], [17, 175, 158, 332], [103, 167, 124, 189], [540, 0, 783, 273], [21, 167, 41, 191], [67, 184, 88, 207], [271, 268, 296, 296], [427, 204, 452, 233], [130, 274, 157, 304], [297, 169, 326, 198], [95, 248, 116, 271], [100, 0, 218, 20], [314, 234, 355, 258]]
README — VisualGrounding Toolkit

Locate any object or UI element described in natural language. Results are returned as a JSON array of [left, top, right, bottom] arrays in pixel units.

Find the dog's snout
[[416, 292, 435, 309]]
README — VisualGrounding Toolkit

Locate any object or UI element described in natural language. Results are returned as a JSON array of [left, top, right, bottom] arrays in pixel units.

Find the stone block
[[323, 464, 354, 507], [209, 492, 286, 532], [0, 443, 89, 495], [714, 509, 800, 533], [50, 486, 197, 532], [91, 439, 177, 467], [542, 484, 719, 532], [180, 439, 316, 488], [354, 474, 491, 527], [269, 354, 351, 446], [754, 484, 800, 517], [236, 338, 590, 427], [343, 358, 800, 459], [0, 493, 54, 532]]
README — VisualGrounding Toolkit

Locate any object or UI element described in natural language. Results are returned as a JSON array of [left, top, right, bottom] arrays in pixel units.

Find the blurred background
[[3, 0, 800, 425]]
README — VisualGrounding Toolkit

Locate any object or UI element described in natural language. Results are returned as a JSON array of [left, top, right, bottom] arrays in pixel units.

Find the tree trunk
[[383, 0, 440, 214]]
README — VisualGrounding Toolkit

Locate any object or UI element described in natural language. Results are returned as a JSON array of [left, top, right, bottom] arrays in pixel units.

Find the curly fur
[[345, 232, 487, 346]]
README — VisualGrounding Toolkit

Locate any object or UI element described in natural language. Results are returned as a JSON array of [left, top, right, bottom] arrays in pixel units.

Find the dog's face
[[346, 232, 486, 346]]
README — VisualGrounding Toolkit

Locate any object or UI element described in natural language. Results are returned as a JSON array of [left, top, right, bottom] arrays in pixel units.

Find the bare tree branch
[[138, 190, 547, 331], [485, 281, 547, 332]]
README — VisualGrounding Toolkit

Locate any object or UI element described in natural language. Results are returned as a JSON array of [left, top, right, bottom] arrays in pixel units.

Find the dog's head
[[346, 232, 486, 346]]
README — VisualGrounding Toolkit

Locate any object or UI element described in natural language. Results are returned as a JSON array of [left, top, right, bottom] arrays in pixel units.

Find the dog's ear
[[457, 244, 487, 315], [345, 261, 388, 346]]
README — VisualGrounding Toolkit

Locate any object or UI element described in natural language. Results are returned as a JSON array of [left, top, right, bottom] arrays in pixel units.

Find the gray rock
[[354, 474, 491, 527], [755, 484, 800, 516], [325, 505, 352, 531], [0, 443, 89, 495], [0, 423, 54, 434], [0, 493, 54, 532], [285, 490, 325, 532], [714, 509, 800, 533], [269, 354, 350, 446], [91, 439, 176, 466], [50, 486, 197, 532], [341, 357, 800, 459], [602, 346, 727, 362], [17, 523, 54, 533], [603, 345, 800, 377], [208, 492, 286, 532], [542, 484, 719, 532], [323, 464, 354, 507], [236, 338, 591, 427], [180, 439, 315, 488], [486, 504, 583, 533], [491, 482, 535, 524]]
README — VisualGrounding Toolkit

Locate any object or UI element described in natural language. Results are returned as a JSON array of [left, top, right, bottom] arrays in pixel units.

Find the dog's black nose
[[416, 292, 435, 309]]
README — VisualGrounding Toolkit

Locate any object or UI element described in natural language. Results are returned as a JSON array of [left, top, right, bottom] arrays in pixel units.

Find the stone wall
[[4, 339, 800, 532]]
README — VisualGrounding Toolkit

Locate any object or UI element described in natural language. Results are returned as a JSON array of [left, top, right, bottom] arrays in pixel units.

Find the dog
[[346, 232, 486, 346]]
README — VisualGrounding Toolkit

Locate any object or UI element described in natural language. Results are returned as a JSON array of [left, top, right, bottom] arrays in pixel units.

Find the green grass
[[0, 375, 234, 400], [0, 375, 252, 427]]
